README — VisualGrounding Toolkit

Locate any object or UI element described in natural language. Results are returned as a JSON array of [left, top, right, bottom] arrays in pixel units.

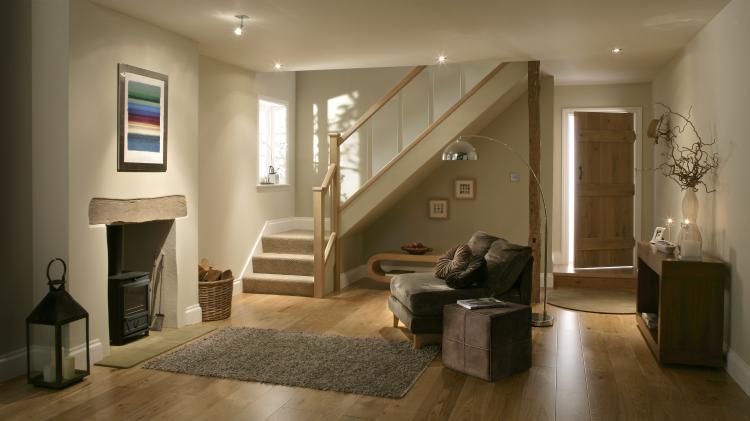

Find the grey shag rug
[[143, 327, 439, 398]]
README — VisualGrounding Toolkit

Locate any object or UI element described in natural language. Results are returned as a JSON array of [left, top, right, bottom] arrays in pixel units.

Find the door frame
[[560, 107, 642, 268]]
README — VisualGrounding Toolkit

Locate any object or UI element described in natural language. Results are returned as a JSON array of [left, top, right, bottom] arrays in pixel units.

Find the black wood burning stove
[[108, 272, 150, 345], [106, 225, 150, 345]]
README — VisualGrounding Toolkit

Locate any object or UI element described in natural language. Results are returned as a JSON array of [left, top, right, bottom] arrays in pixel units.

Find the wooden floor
[[2, 279, 749, 420]]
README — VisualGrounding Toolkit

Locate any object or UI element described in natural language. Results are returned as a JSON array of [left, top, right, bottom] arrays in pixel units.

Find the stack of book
[[641, 312, 658, 329]]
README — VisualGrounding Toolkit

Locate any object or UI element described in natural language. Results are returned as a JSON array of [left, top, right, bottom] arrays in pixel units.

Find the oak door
[[574, 112, 636, 268]]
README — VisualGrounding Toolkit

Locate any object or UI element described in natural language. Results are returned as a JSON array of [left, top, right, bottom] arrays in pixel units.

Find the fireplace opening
[[106, 220, 172, 345]]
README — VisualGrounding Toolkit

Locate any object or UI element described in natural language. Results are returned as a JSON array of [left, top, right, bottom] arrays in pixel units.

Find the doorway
[[560, 108, 642, 270]]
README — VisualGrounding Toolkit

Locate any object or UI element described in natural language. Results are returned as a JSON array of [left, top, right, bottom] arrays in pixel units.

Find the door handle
[[578, 165, 583, 181]]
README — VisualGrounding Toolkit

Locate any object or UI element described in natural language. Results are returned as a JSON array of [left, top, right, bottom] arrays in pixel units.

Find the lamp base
[[531, 312, 554, 327]]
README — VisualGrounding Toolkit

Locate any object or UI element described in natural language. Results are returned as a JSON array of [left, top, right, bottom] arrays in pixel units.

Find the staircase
[[244, 60, 536, 298], [243, 230, 319, 297]]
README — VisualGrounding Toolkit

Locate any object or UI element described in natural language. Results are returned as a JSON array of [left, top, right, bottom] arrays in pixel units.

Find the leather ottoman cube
[[442, 303, 531, 381]]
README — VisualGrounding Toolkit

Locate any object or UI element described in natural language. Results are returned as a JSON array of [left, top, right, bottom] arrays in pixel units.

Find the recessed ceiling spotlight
[[437, 55, 447, 64], [273, 63, 283, 70], [234, 15, 248, 36], [611, 47, 623, 54]]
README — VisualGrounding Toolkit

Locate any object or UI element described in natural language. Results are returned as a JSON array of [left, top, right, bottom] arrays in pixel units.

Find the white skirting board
[[728, 349, 750, 398], [184, 304, 202, 325], [0, 347, 26, 382], [0, 339, 104, 382], [341, 265, 368, 289], [541, 273, 554, 288]]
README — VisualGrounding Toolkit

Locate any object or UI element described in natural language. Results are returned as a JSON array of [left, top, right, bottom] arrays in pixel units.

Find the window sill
[[256, 183, 292, 191]]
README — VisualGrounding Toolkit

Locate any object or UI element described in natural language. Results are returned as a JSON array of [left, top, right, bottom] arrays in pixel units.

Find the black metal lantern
[[26, 258, 90, 389]]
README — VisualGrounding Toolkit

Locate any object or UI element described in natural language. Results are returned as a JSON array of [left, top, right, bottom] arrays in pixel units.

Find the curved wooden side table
[[366, 252, 439, 283]]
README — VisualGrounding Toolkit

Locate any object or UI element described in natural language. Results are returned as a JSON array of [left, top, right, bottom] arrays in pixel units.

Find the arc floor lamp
[[442, 135, 554, 327]]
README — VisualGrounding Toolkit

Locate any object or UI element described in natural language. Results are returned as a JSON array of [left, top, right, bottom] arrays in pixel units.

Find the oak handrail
[[324, 232, 337, 264], [313, 163, 337, 192], [339, 61, 509, 210], [339, 65, 427, 144]]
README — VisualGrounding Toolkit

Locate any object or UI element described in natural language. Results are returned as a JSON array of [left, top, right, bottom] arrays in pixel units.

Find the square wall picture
[[428, 199, 449, 219], [118, 63, 168, 172], [454, 178, 476, 200]]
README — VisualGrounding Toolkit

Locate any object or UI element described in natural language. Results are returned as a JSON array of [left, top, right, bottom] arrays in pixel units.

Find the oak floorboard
[[1, 281, 749, 420]]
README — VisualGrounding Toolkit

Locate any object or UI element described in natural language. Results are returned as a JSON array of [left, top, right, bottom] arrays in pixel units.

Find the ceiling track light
[[234, 14, 248, 36], [273, 63, 283, 70], [437, 55, 447, 64], [611, 47, 623, 54]]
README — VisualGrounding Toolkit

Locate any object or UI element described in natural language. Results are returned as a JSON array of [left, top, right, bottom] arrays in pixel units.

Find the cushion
[[445, 254, 486, 289], [484, 239, 532, 296], [435, 244, 472, 279], [390, 272, 487, 316], [467, 231, 500, 257]]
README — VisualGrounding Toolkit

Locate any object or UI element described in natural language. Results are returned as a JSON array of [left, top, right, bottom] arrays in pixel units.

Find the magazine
[[457, 297, 509, 310]]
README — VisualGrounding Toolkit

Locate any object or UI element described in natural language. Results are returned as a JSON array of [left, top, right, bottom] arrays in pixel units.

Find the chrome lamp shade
[[442, 138, 478, 161]]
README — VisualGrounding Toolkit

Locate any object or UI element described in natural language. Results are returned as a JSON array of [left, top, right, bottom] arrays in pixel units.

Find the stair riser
[[252, 257, 314, 276], [262, 237, 314, 255], [243, 277, 313, 297]]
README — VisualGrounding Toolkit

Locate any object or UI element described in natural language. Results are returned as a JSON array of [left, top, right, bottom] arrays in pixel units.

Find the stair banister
[[339, 61, 509, 211], [339, 66, 427, 144], [312, 162, 338, 297]]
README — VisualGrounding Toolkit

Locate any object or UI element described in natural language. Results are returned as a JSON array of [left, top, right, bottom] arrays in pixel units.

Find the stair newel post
[[313, 186, 325, 298], [329, 133, 342, 292]]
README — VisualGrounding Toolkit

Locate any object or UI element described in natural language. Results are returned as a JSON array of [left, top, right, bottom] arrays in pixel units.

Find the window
[[258, 98, 288, 185]]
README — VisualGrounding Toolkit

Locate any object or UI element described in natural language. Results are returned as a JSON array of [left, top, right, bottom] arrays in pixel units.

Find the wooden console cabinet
[[636, 242, 726, 367]]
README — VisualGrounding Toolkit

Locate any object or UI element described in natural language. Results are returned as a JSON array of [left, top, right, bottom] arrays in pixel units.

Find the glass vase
[[678, 189, 702, 260]]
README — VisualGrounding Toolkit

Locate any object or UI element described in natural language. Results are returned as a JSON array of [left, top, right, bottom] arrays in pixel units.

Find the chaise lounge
[[388, 231, 533, 347]]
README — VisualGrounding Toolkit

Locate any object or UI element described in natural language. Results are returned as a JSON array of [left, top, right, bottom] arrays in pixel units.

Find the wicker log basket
[[198, 258, 233, 321], [199, 278, 233, 321]]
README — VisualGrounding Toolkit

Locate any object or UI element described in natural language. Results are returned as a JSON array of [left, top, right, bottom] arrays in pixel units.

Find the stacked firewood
[[199, 258, 233, 282]]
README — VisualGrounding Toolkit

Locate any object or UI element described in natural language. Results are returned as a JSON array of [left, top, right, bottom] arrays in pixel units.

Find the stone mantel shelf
[[89, 195, 187, 225]]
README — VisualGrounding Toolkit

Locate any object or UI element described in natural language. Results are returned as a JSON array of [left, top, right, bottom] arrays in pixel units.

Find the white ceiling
[[92, 0, 728, 84]]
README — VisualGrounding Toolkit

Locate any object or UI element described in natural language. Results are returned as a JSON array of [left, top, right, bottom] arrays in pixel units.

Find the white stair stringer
[[339, 61, 529, 235]]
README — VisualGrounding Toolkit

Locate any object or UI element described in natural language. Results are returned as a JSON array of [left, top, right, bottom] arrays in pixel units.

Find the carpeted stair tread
[[252, 252, 314, 276], [243, 273, 314, 297], [262, 230, 328, 254]]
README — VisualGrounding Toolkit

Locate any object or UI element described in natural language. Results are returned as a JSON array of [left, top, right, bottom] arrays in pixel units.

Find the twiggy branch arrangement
[[651, 103, 719, 193]]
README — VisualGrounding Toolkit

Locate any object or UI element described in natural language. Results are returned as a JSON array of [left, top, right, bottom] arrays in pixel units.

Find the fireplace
[[105, 220, 172, 345], [108, 272, 150, 345], [90, 195, 189, 344]]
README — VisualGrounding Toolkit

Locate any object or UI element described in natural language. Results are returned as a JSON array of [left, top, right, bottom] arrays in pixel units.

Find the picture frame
[[428, 199, 449, 219], [650, 226, 666, 243], [454, 178, 476, 200], [117, 63, 168, 172]]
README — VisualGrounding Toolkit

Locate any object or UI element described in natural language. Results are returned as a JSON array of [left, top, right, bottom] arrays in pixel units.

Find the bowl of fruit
[[401, 242, 433, 255]]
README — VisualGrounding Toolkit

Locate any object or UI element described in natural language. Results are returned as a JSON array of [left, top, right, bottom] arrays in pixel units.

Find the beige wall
[[651, 0, 750, 389], [1, 0, 32, 356], [198, 57, 295, 279], [295, 66, 412, 217], [67, 0, 200, 356], [361, 75, 555, 267], [552, 83, 653, 263]]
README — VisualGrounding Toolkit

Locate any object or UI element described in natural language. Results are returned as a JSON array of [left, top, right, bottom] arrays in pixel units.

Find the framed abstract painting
[[117, 64, 168, 172]]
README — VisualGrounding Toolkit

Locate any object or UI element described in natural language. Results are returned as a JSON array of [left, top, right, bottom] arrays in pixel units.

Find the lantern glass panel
[[28, 324, 56, 384], [61, 318, 87, 379]]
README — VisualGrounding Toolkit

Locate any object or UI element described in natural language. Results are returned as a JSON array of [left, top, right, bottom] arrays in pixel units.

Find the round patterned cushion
[[445, 254, 486, 289], [434, 244, 472, 280]]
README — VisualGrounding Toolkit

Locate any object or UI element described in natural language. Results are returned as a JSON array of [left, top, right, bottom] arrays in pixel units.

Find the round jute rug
[[546, 287, 636, 314]]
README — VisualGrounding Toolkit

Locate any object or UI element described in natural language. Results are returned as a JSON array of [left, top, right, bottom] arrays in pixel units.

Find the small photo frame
[[118, 63, 169, 172], [650, 226, 666, 244], [428, 199, 449, 219], [454, 178, 476, 200]]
